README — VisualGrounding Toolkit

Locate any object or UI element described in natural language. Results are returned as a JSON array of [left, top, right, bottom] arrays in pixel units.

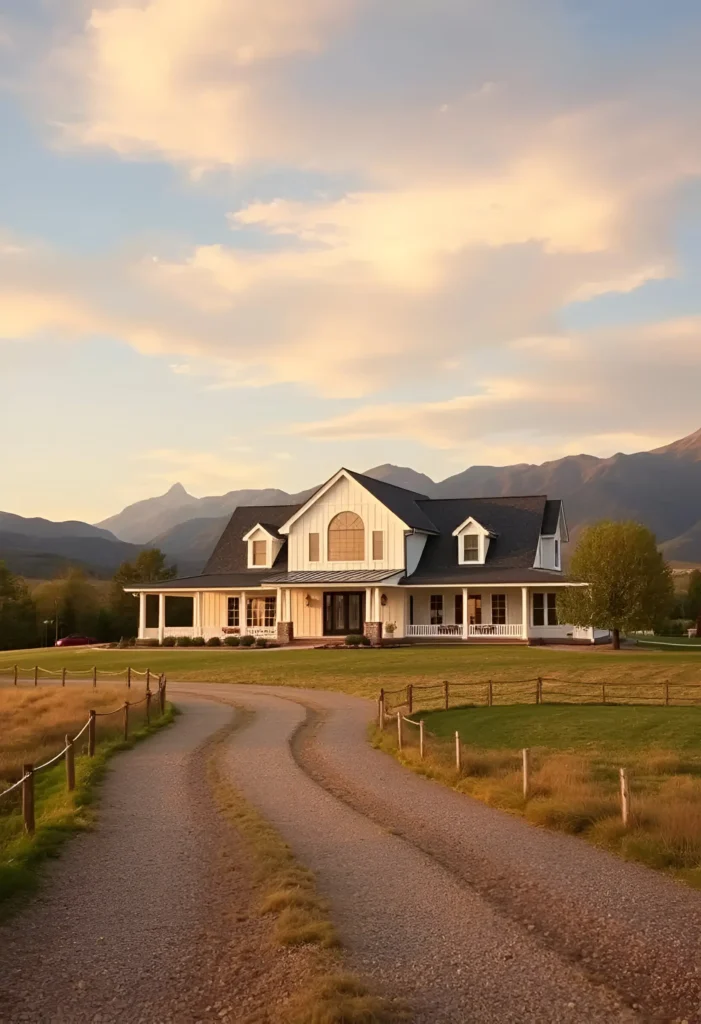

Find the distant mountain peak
[[652, 426, 701, 459], [166, 482, 191, 498], [362, 463, 437, 495]]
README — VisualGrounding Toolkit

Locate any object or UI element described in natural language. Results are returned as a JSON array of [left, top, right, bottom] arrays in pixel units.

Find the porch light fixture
[[381, 593, 388, 606], [305, 593, 312, 607]]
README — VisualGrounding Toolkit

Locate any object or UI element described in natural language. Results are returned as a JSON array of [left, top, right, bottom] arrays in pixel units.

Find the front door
[[323, 592, 365, 635]]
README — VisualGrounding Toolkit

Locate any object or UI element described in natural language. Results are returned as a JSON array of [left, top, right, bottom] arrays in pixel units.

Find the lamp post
[[42, 620, 53, 647]]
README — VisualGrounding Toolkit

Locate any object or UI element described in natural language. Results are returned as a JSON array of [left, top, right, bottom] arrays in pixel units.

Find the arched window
[[328, 512, 365, 561]]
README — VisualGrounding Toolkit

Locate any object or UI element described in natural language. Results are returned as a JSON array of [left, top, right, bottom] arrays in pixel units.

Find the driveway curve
[[179, 683, 643, 1024]]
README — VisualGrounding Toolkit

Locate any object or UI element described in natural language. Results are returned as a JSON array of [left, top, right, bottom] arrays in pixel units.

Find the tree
[[109, 548, 177, 639], [33, 569, 102, 641], [558, 521, 674, 650], [0, 561, 39, 650], [686, 570, 701, 637]]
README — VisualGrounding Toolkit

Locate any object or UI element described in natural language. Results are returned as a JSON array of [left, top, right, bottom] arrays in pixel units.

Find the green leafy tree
[[0, 562, 39, 650], [34, 568, 102, 641], [558, 521, 674, 650], [109, 548, 177, 639], [686, 570, 701, 636]]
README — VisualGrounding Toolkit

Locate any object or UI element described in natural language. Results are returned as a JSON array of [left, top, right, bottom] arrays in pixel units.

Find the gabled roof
[[542, 499, 564, 536], [279, 467, 437, 535], [406, 495, 548, 581], [451, 515, 494, 537], [242, 522, 283, 542], [203, 503, 301, 576]]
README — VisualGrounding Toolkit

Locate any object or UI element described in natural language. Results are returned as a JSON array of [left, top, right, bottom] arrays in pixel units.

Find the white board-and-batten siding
[[286, 476, 408, 572]]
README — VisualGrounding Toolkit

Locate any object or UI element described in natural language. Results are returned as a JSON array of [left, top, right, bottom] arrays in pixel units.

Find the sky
[[1, 0, 701, 523]]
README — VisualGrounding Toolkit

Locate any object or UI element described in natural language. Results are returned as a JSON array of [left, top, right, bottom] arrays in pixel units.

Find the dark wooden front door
[[323, 592, 365, 635]]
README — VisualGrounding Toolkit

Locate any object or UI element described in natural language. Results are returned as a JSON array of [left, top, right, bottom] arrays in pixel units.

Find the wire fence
[[380, 676, 701, 715], [0, 677, 168, 835], [0, 664, 157, 689]]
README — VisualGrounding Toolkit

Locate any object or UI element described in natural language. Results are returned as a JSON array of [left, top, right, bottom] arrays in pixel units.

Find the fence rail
[[0, 664, 155, 689], [380, 676, 701, 715], [0, 677, 168, 834]]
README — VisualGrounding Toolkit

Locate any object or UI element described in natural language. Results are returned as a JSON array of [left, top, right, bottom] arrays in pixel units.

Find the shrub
[[161, 636, 176, 647], [206, 636, 221, 647], [191, 636, 205, 647], [240, 635, 256, 647], [224, 635, 240, 647], [138, 638, 159, 648], [176, 636, 192, 647], [117, 637, 135, 649], [345, 634, 370, 646], [255, 637, 267, 648]]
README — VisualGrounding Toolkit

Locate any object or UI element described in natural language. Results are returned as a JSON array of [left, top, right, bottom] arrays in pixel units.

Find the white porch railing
[[468, 623, 524, 638], [142, 625, 277, 641], [246, 626, 277, 638], [406, 624, 464, 637]]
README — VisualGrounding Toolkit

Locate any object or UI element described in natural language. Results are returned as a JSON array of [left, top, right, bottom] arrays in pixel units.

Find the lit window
[[328, 512, 364, 561], [252, 540, 267, 566], [463, 535, 480, 561], [372, 531, 384, 560], [246, 597, 276, 627], [430, 594, 443, 625], [309, 533, 320, 562], [491, 594, 506, 625], [227, 597, 239, 627]]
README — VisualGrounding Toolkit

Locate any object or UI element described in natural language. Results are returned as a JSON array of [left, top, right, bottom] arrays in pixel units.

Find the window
[[372, 530, 384, 561], [454, 593, 463, 626], [533, 593, 559, 627], [309, 533, 320, 562], [430, 594, 443, 625], [252, 540, 267, 566], [227, 597, 239, 628], [491, 593, 506, 625], [468, 594, 482, 625], [463, 535, 480, 561], [328, 512, 365, 561], [247, 596, 277, 627], [409, 595, 414, 626], [554, 539, 560, 568]]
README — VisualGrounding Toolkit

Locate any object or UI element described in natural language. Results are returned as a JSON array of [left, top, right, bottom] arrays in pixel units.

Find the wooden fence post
[[419, 720, 425, 759], [602, 682, 606, 705], [396, 713, 403, 751], [620, 767, 630, 826], [522, 748, 531, 799], [487, 680, 493, 707], [62, 667, 66, 687], [146, 668, 151, 690], [664, 682, 669, 706], [88, 710, 96, 757], [455, 731, 461, 771], [407, 684, 413, 714], [127, 666, 131, 689], [123, 701, 130, 741], [444, 680, 450, 710], [146, 689, 152, 726], [159, 677, 165, 716], [34, 666, 38, 687], [13, 664, 17, 686], [378, 698, 385, 731], [161, 676, 167, 710], [65, 735, 75, 792], [22, 764, 35, 835], [536, 677, 542, 705], [92, 666, 97, 688]]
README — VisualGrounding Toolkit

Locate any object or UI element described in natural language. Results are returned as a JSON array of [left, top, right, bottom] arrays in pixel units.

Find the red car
[[55, 634, 97, 647]]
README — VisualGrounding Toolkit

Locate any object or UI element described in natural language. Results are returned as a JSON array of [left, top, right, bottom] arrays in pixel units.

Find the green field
[[416, 704, 701, 753], [2, 645, 701, 700]]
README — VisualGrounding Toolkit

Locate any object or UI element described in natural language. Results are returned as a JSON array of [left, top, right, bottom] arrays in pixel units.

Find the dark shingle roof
[[344, 469, 437, 533], [399, 568, 569, 585], [203, 503, 301, 575], [406, 496, 549, 581], [541, 499, 562, 536]]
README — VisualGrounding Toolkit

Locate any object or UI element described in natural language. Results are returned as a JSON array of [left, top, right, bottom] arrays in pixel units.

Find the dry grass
[[0, 685, 151, 787], [373, 724, 701, 887], [206, 718, 406, 1024]]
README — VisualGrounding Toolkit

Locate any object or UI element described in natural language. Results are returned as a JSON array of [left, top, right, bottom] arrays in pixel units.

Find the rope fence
[[380, 676, 701, 715], [0, 664, 156, 690], [0, 677, 168, 834]]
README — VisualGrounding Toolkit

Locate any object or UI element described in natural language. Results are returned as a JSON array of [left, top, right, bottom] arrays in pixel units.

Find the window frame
[[227, 596, 239, 628], [462, 534, 480, 562], [491, 593, 507, 625], [533, 592, 559, 627], [454, 593, 463, 626], [328, 511, 365, 562], [372, 530, 384, 561], [430, 594, 443, 625], [251, 539, 267, 566], [308, 532, 320, 562]]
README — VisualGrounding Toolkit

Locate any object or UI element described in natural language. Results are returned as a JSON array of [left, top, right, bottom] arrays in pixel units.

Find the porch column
[[521, 587, 529, 640], [276, 587, 282, 623], [365, 587, 373, 622], [462, 587, 468, 640], [193, 592, 201, 637], [138, 592, 147, 640], [374, 588, 381, 621], [158, 593, 165, 645], [241, 591, 247, 636]]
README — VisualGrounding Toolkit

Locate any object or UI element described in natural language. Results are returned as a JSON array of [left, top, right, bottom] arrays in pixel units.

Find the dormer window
[[252, 540, 267, 566], [463, 535, 479, 562], [243, 524, 283, 569], [452, 516, 494, 566]]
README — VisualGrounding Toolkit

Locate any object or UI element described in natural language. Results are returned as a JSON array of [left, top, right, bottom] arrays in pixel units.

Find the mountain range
[[3, 427, 701, 578]]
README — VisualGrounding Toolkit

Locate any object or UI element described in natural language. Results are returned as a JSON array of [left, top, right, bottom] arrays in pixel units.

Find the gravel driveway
[[180, 683, 641, 1024], [0, 696, 310, 1024]]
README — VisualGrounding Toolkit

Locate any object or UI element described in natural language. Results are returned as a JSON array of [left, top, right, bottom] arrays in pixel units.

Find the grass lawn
[[2, 645, 701, 700], [376, 703, 701, 886]]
